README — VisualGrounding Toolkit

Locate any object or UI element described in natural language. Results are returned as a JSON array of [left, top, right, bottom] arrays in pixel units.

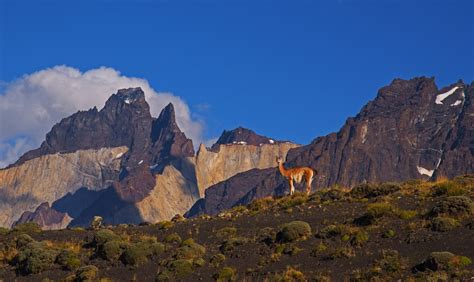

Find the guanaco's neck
[[278, 162, 288, 177]]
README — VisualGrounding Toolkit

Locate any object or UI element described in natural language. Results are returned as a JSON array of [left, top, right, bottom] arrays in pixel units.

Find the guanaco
[[276, 157, 315, 195]]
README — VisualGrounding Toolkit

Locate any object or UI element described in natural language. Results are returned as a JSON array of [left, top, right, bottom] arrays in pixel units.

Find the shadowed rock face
[[187, 77, 474, 217], [13, 202, 72, 230]]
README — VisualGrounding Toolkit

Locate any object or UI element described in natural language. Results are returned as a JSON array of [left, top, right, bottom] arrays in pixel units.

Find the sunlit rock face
[[195, 141, 299, 197], [0, 146, 127, 228]]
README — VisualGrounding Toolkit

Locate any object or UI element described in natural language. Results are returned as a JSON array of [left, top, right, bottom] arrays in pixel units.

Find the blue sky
[[1, 0, 473, 146]]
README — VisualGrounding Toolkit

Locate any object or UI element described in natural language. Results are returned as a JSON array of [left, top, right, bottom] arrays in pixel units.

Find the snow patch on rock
[[417, 166, 434, 177], [435, 86, 461, 105]]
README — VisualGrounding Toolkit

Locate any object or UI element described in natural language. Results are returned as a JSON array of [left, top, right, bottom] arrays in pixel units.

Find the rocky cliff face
[[195, 139, 299, 197], [0, 146, 127, 227], [0, 87, 200, 228], [187, 77, 474, 217], [13, 202, 72, 230]]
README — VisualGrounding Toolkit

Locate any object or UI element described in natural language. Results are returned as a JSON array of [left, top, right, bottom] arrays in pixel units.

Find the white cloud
[[0, 65, 205, 168]]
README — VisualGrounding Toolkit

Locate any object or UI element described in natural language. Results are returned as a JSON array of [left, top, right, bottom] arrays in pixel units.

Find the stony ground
[[1, 175, 473, 281]]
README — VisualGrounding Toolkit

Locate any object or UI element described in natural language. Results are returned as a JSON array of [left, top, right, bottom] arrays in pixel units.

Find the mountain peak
[[211, 126, 278, 150], [115, 87, 145, 104]]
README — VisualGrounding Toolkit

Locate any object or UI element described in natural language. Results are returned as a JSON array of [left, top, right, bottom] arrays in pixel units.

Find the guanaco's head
[[276, 157, 283, 165]]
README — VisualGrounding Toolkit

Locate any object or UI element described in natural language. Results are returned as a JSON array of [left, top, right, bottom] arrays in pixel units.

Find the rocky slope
[[188, 77, 474, 217], [0, 146, 127, 228], [195, 128, 298, 197]]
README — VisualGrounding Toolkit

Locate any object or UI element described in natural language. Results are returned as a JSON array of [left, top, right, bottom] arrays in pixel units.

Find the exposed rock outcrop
[[195, 140, 299, 197], [187, 78, 474, 217], [13, 202, 72, 230], [0, 146, 127, 227]]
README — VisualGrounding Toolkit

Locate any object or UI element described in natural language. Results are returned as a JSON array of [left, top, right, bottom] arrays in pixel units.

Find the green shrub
[[92, 229, 121, 248], [430, 196, 473, 218], [280, 244, 303, 256], [432, 181, 466, 196], [12, 222, 42, 234], [214, 266, 236, 281], [375, 249, 405, 273], [316, 224, 350, 239], [0, 227, 9, 236], [329, 247, 355, 259], [99, 240, 128, 261], [430, 217, 459, 232], [415, 252, 471, 271], [281, 266, 305, 281], [16, 241, 58, 274], [175, 239, 206, 259], [164, 233, 182, 244], [366, 203, 394, 218], [351, 230, 369, 247], [157, 221, 174, 230], [310, 242, 328, 257], [210, 253, 226, 267], [16, 233, 35, 248], [220, 237, 248, 254], [278, 193, 308, 209], [56, 249, 81, 270], [193, 257, 206, 267], [257, 227, 276, 246], [121, 244, 149, 266], [382, 229, 396, 238], [351, 183, 400, 198], [167, 259, 194, 278], [75, 265, 99, 281], [216, 227, 237, 239], [248, 197, 275, 212], [276, 221, 311, 243], [397, 209, 418, 220]]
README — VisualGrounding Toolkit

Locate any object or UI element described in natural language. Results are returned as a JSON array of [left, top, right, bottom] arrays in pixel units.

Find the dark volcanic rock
[[13, 202, 71, 229], [211, 127, 280, 150], [188, 77, 474, 217]]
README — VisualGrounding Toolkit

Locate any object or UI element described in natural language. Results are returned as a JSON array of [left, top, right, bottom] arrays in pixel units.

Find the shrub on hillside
[[414, 251, 472, 272], [213, 266, 237, 281], [56, 249, 81, 270], [164, 233, 182, 244], [92, 229, 121, 248], [15, 241, 58, 274], [430, 217, 460, 232], [16, 233, 35, 248], [248, 197, 275, 212], [12, 222, 42, 234], [75, 265, 99, 281], [175, 239, 206, 260], [216, 227, 237, 239], [167, 259, 194, 278], [120, 243, 149, 266], [210, 254, 226, 267], [257, 227, 276, 245], [276, 221, 311, 243], [99, 240, 128, 262], [430, 196, 473, 218], [220, 237, 249, 254], [0, 227, 9, 236], [350, 183, 400, 199]]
